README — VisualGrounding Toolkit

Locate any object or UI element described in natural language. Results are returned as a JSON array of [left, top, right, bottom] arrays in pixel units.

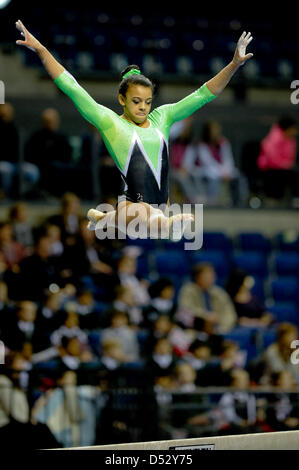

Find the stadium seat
[[260, 328, 278, 350], [202, 231, 233, 253], [232, 251, 268, 278], [268, 302, 299, 324], [270, 276, 299, 303], [126, 236, 158, 251], [274, 252, 299, 277], [88, 332, 102, 356], [152, 250, 190, 277], [236, 232, 271, 255], [274, 231, 299, 251], [222, 327, 258, 363], [251, 276, 266, 302], [190, 250, 231, 280]]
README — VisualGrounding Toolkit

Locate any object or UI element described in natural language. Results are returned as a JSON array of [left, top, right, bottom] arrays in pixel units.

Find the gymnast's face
[[119, 84, 152, 126]]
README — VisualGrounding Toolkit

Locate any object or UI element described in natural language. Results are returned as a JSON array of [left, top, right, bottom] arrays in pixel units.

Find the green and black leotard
[[54, 70, 216, 206]]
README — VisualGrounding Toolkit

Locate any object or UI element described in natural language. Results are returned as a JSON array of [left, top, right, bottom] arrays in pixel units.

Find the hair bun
[[120, 64, 141, 80]]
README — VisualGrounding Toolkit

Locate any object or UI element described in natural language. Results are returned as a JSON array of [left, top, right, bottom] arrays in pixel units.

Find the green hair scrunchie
[[122, 68, 141, 79]]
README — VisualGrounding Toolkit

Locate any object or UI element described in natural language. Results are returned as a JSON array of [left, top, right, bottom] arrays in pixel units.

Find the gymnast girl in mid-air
[[16, 19, 253, 240]]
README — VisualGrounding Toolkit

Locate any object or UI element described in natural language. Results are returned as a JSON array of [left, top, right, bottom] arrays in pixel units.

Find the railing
[[0, 380, 298, 448]]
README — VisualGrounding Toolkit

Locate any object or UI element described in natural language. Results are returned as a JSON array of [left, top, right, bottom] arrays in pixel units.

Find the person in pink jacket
[[257, 116, 298, 201], [258, 117, 297, 171]]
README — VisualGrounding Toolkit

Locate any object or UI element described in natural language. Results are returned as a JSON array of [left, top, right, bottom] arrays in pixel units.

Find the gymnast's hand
[[232, 31, 253, 66], [15, 19, 43, 53]]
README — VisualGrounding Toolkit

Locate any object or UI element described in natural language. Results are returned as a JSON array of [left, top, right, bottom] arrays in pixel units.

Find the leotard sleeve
[[54, 70, 114, 132], [158, 83, 216, 127]]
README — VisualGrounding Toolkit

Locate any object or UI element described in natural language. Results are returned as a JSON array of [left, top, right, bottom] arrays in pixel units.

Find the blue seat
[[271, 277, 299, 303], [274, 231, 299, 252], [222, 327, 258, 363], [260, 328, 278, 350], [232, 251, 268, 278], [251, 276, 266, 302], [153, 250, 190, 277], [237, 232, 271, 255], [274, 252, 299, 277], [202, 231, 233, 253], [268, 302, 299, 324], [190, 250, 231, 280], [88, 332, 102, 356], [135, 253, 150, 278], [125, 236, 158, 251]]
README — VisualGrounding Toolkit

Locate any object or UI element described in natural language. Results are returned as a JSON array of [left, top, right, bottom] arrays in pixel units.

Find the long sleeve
[[162, 83, 216, 126], [54, 70, 115, 132]]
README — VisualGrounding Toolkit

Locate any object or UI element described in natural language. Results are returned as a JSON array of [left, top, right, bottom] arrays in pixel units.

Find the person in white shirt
[[183, 120, 248, 206]]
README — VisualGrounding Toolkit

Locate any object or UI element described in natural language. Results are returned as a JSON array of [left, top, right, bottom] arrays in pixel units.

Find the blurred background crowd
[[0, 1, 298, 450]]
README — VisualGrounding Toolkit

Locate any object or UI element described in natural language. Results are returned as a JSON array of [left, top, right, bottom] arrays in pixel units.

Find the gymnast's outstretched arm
[[15, 19, 112, 131], [16, 19, 64, 79], [205, 31, 253, 95]]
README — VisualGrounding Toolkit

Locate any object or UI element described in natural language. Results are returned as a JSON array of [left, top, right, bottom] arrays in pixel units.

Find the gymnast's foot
[[87, 208, 105, 231], [169, 213, 194, 241]]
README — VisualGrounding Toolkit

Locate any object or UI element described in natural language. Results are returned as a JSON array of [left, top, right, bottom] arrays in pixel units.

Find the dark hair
[[148, 277, 174, 299], [119, 64, 154, 96], [191, 262, 214, 281], [225, 268, 248, 299], [277, 116, 297, 131], [201, 120, 220, 143]]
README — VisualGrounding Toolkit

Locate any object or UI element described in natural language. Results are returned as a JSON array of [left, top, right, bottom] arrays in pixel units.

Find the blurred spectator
[[1, 300, 48, 353], [171, 363, 208, 438], [177, 262, 237, 334], [72, 288, 101, 330], [16, 235, 62, 302], [44, 222, 64, 257], [257, 116, 298, 202], [0, 280, 14, 332], [147, 337, 178, 379], [264, 371, 299, 432], [0, 352, 60, 449], [173, 362, 197, 392], [47, 192, 82, 244], [142, 278, 177, 328], [117, 253, 150, 307], [55, 335, 94, 370], [183, 120, 248, 206], [100, 337, 129, 371], [0, 221, 27, 269], [80, 121, 122, 200], [110, 284, 142, 326], [101, 310, 140, 361], [8, 202, 34, 249], [169, 117, 198, 203], [184, 338, 212, 371], [35, 290, 64, 338], [189, 369, 258, 436], [0, 103, 40, 199], [50, 309, 88, 348], [254, 323, 299, 385], [147, 315, 195, 358], [225, 268, 273, 327], [0, 353, 30, 427], [63, 217, 118, 300], [32, 369, 104, 447], [196, 340, 246, 387], [24, 108, 73, 197]]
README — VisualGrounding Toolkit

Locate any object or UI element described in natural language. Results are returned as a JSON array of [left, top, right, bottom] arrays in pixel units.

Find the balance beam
[[66, 430, 299, 450]]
